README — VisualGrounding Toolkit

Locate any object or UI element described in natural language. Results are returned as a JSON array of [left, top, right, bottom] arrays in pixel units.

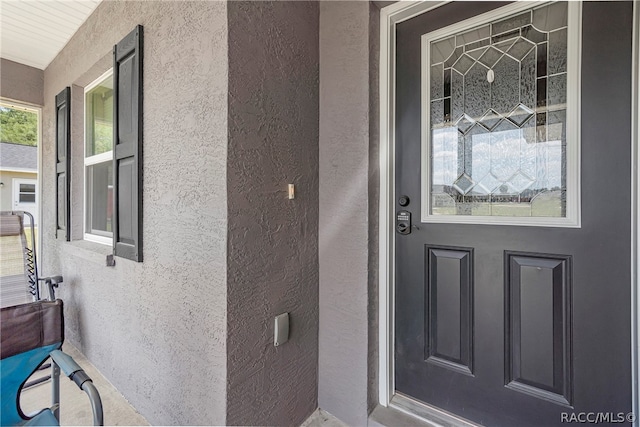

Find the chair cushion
[[1, 344, 61, 426], [21, 409, 59, 426], [0, 214, 22, 237], [1, 300, 64, 360]]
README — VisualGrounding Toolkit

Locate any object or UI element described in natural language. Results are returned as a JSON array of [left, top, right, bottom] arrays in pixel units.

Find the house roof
[[0, 142, 37, 172]]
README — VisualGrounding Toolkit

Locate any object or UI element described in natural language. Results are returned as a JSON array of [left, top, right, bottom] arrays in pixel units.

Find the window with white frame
[[84, 70, 114, 244]]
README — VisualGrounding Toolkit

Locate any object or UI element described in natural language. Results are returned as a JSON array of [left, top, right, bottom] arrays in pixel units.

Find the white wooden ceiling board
[[2, 2, 68, 31], [48, 0, 88, 17], [33, 2, 87, 25], [0, 10, 67, 38], [1, 38, 57, 58], [0, 0, 102, 70], [0, 1, 97, 37], [63, 2, 97, 19], [1, 2, 85, 35], [26, 0, 85, 22], [1, 13, 71, 38], [0, 38, 51, 55], [1, 19, 70, 43], [2, 41, 60, 60], [0, 50, 51, 69], [69, 0, 97, 14]]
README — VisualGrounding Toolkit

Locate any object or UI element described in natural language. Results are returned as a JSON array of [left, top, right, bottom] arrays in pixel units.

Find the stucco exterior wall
[[1, 58, 44, 106], [226, 2, 320, 425], [41, 2, 228, 425], [318, 2, 379, 424]]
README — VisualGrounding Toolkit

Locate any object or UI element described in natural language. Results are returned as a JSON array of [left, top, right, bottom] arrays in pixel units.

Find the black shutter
[[55, 87, 71, 241], [113, 25, 143, 262]]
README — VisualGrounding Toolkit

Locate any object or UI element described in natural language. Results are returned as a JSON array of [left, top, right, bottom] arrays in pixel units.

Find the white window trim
[[420, 1, 582, 228], [85, 151, 112, 167], [83, 69, 114, 246], [632, 0, 639, 420]]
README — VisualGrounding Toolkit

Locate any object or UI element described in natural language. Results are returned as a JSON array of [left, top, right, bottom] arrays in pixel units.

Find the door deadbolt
[[398, 195, 410, 207], [396, 210, 411, 235]]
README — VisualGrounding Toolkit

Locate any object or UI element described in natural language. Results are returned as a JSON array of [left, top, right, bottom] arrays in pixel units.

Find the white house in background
[[0, 142, 38, 225]]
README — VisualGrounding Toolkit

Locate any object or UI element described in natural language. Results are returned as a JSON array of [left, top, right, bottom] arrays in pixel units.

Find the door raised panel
[[426, 246, 473, 375], [505, 252, 572, 406]]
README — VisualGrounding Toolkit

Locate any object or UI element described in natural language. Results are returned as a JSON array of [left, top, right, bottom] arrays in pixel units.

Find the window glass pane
[[428, 2, 568, 218], [19, 184, 35, 193], [86, 75, 114, 157], [19, 194, 36, 203], [86, 161, 113, 236], [18, 183, 36, 203]]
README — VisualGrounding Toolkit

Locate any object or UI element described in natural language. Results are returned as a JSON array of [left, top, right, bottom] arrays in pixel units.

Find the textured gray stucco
[[318, 2, 379, 425], [1, 58, 44, 106], [226, 2, 320, 425], [41, 1, 228, 425]]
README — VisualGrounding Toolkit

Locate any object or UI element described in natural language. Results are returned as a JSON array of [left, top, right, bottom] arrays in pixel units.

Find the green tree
[[0, 107, 38, 146]]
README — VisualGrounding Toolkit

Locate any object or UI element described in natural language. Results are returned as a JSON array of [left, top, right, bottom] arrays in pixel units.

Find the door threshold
[[385, 394, 480, 427]]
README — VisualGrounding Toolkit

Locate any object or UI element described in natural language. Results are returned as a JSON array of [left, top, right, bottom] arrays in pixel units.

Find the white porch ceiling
[[1, 0, 102, 70]]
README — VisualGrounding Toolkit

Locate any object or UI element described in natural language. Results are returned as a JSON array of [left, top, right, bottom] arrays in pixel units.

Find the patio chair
[[1, 211, 63, 388], [1, 300, 104, 426], [0, 211, 62, 306]]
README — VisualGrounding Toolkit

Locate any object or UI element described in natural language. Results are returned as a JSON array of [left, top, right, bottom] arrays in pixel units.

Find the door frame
[[1, 99, 43, 272], [377, 1, 640, 423]]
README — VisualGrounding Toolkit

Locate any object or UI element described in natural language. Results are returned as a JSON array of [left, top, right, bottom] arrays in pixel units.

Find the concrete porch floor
[[19, 344, 349, 426], [16, 341, 439, 427], [20, 343, 148, 426]]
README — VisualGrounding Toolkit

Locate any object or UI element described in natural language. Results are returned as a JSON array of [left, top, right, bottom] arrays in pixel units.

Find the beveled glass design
[[428, 2, 568, 218]]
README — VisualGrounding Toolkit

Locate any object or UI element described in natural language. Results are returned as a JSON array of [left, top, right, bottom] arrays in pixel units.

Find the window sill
[[61, 239, 113, 265], [84, 233, 112, 246]]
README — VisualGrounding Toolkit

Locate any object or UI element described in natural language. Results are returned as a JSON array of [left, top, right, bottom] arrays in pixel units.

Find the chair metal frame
[[0, 211, 62, 302], [0, 211, 103, 426]]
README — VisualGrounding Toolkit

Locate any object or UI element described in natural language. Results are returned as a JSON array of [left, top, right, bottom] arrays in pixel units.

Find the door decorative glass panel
[[423, 2, 578, 225]]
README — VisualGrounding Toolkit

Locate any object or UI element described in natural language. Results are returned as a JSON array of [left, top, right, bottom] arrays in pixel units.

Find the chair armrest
[[50, 350, 103, 426], [37, 276, 63, 285], [37, 276, 63, 301]]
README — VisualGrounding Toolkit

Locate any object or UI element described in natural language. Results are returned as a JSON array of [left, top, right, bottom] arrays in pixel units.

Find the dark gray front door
[[394, 2, 633, 426]]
